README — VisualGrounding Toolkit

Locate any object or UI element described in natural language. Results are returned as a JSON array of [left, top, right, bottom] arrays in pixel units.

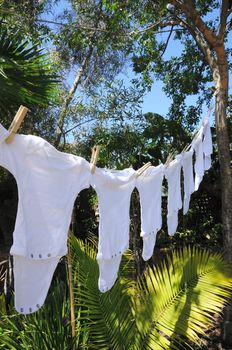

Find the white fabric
[[0, 117, 213, 309], [91, 167, 136, 292], [0, 124, 9, 144], [0, 124, 91, 313], [202, 118, 213, 171], [165, 155, 182, 236], [136, 164, 164, 261], [14, 255, 59, 314], [182, 150, 194, 214], [191, 126, 204, 191]]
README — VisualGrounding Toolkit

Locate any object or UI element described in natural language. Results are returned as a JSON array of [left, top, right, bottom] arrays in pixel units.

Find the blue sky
[[41, 1, 232, 121], [140, 33, 232, 118]]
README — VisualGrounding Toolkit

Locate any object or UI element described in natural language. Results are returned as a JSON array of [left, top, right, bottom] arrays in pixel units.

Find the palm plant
[[0, 26, 59, 115], [134, 247, 232, 349], [0, 260, 6, 314], [0, 237, 231, 350], [70, 236, 136, 350], [0, 280, 87, 350], [69, 235, 232, 350]]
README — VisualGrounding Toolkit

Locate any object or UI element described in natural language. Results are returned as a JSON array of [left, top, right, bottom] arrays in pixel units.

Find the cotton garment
[[165, 155, 182, 236], [0, 124, 9, 143], [0, 124, 91, 313], [202, 118, 213, 171], [13, 255, 60, 314], [191, 126, 204, 191], [91, 167, 136, 292], [136, 164, 164, 261], [182, 150, 194, 215]]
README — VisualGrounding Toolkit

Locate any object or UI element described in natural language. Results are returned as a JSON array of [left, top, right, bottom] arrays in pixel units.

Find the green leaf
[[135, 246, 232, 349], [69, 234, 136, 350], [0, 26, 60, 114]]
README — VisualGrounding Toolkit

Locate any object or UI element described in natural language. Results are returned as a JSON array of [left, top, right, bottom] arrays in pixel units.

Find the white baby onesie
[[202, 118, 213, 171], [191, 125, 204, 191], [91, 167, 136, 293], [13, 255, 60, 314], [182, 150, 194, 215], [165, 155, 182, 236], [136, 164, 164, 261], [0, 124, 91, 314]]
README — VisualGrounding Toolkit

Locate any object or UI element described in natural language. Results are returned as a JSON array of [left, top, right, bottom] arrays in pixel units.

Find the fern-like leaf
[[0, 26, 59, 114], [134, 246, 232, 349], [69, 234, 136, 350]]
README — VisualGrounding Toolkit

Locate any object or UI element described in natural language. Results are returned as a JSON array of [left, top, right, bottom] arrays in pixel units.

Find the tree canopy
[[0, 0, 231, 260]]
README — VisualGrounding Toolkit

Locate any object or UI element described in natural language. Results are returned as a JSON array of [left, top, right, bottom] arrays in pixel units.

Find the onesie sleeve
[[0, 124, 9, 165], [0, 124, 20, 176]]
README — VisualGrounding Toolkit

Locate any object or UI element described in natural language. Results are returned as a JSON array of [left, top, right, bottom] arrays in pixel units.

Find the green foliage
[[0, 0, 48, 37], [0, 26, 59, 115], [0, 280, 86, 350], [69, 235, 232, 349], [135, 246, 232, 349], [53, 0, 130, 79], [69, 235, 135, 349], [0, 238, 231, 349], [0, 294, 6, 315], [75, 111, 195, 169]]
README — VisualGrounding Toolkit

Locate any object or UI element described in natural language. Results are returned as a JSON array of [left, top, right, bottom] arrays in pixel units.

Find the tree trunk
[[54, 48, 93, 147], [215, 89, 232, 264], [213, 48, 232, 265]]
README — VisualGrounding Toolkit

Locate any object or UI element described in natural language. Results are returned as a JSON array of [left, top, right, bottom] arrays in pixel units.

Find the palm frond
[[69, 234, 136, 350], [0, 280, 78, 350], [0, 26, 59, 114], [135, 246, 232, 350]]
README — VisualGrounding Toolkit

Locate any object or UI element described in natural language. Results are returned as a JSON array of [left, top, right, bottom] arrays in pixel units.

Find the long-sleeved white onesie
[[91, 167, 136, 293], [202, 117, 213, 171], [165, 155, 182, 236], [0, 124, 91, 314], [136, 164, 164, 261], [191, 118, 213, 191], [192, 126, 204, 191], [182, 150, 194, 214]]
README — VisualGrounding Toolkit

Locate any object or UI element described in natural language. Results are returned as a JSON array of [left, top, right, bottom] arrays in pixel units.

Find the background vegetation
[[0, 0, 231, 349]]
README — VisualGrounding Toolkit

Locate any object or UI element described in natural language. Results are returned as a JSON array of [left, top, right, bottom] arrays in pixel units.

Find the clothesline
[[0, 114, 213, 315]]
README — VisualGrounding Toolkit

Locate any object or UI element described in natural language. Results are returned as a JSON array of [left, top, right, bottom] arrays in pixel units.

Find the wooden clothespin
[[136, 162, 152, 178], [90, 145, 100, 174], [181, 143, 190, 154], [165, 152, 174, 167], [5, 105, 28, 144]]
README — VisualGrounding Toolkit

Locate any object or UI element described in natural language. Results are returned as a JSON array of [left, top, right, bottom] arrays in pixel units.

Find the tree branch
[[64, 117, 97, 135], [187, 26, 217, 71], [54, 47, 94, 147], [169, 0, 220, 46], [160, 25, 174, 57], [128, 18, 177, 36], [218, 0, 230, 40]]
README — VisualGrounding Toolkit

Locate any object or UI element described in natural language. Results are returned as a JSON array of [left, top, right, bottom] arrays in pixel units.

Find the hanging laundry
[[0, 123, 91, 314], [91, 167, 136, 293], [136, 164, 164, 261], [202, 118, 213, 171], [0, 124, 9, 144], [0, 111, 214, 311], [182, 150, 195, 214], [191, 118, 213, 191], [191, 125, 204, 191], [165, 155, 183, 236], [13, 255, 60, 314]]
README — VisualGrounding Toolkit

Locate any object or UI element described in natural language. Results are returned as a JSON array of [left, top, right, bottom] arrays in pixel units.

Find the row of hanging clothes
[[0, 106, 212, 314]]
